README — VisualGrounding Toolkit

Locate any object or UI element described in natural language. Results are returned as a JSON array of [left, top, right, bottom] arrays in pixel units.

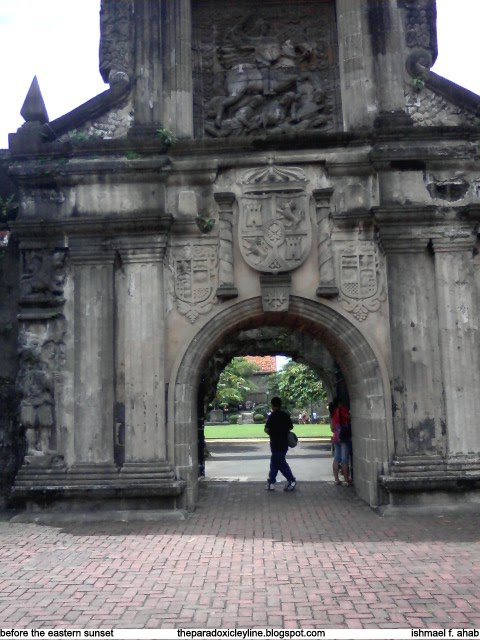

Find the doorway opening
[[169, 296, 391, 510], [199, 345, 340, 484]]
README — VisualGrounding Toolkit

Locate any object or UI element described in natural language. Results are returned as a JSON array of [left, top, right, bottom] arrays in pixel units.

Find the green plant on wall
[[411, 78, 425, 93], [156, 127, 176, 146], [0, 195, 16, 220]]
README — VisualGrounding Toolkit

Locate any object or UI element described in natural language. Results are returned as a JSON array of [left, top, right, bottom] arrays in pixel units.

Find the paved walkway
[[1, 481, 480, 629]]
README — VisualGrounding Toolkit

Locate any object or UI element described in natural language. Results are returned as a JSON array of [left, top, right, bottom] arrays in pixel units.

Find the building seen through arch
[[2, 0, 480, 515]]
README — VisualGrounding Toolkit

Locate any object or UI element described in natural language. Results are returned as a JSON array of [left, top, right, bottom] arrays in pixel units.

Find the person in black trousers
[[264, 397, 297, 492]]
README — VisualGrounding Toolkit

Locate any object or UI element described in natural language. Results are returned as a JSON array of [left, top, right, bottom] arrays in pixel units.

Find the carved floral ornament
[[338, 242, 386, 322], [238, 165, 312, 275]]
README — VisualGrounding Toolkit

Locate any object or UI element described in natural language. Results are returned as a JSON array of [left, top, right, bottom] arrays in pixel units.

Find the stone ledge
[[379, 474, 480, 493]]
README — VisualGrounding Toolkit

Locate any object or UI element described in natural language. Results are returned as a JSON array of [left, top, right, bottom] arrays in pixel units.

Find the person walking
[[264, 396, 297, 491], [330, 397, 352, 486]]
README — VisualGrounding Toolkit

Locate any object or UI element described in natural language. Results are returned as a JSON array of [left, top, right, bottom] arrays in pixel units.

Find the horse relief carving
[[194, 4, 340, 138]]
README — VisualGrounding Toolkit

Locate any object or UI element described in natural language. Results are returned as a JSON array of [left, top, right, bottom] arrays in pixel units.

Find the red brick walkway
[[1, 481, 480, 629]]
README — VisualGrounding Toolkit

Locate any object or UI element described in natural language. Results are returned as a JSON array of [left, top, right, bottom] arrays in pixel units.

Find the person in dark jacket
[[264, 396, 297, 491]]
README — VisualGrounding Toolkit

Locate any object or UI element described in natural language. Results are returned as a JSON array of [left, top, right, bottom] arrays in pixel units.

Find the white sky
[[0, 0, 479, 149]]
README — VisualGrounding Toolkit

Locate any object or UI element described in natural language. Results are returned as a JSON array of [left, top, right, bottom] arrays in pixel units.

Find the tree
[[213, 357, 260, 408], [267, 361, 326, 410]]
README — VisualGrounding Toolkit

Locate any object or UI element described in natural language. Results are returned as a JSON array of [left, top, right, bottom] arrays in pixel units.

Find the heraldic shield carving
[[339, 242, 386, 322], [170, 242, 218, 323], [238, 165, 311, 274]]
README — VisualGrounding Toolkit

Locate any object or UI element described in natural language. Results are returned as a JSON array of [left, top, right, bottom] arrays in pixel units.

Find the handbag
[[288, 431, 298, 448]]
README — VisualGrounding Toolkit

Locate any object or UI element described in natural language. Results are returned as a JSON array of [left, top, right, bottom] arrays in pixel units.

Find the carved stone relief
[[426, 175, 470, 202], [338, 242, 386, 322], [20, 248, 67, 313], [405, 86, 480, 128], [17, 318, 66, 459], [168, 242, 218, 323], [99, 0, 134, 84], [398, 0, 437, 60], [260, 273, 291, 312], [193, 0, 341, 137], [238, 164, 311, 274]]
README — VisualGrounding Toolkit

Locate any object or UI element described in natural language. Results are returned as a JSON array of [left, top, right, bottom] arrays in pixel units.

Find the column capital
[[378, 233, 430, 254], [69, 237, 116, 265], [214, 192, 236, 211], [432, 230, 477, 254], [116, 237, 168, 263], [312, 188, 334, 207]]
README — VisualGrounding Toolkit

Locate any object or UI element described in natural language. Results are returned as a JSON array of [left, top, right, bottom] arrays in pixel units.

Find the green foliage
[[411, 78, 425, 92], [267, 361, 326, 410], [214, 357, 260, 408], [0, 195, 17, 220], [196, 215, 215, 234], [156, 127, 176, 146], [229, 414, 240, 424], [253, 403, 268, 416], [253, 413, 265, 423], [125, 150, 140, 160]]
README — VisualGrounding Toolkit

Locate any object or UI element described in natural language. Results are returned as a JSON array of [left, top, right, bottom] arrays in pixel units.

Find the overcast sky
[[0, 0, 479, 149]]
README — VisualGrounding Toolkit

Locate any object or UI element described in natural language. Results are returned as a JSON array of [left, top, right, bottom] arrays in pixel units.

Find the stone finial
[[20, 76, 49, 124]]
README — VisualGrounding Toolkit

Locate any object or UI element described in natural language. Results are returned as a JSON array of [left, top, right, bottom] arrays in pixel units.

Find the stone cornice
[[375, 205, 478, 252], [332, 208, 374, 228], [10, 213, 174, 242], [8, 155, 172, 186]]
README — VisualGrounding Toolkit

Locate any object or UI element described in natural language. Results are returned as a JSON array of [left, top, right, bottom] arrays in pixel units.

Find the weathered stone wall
[[0, 152, 22, 508], [4, 0, 480, 515]]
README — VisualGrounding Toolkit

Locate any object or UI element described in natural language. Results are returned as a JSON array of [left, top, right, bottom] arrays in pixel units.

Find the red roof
[[245, 356, 277, 373]]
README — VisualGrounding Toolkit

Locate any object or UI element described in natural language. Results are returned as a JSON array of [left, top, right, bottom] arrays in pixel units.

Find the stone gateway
[[2, 0, 480, 515]]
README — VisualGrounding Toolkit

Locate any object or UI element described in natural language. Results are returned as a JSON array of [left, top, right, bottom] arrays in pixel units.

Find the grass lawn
[[204, 422, 332, 440]]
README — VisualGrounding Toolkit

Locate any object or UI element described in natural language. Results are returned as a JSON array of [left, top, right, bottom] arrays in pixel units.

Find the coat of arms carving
[[338, 242, 385, 321], [238, 165, 311, 274], [169, 242, 218, 323]]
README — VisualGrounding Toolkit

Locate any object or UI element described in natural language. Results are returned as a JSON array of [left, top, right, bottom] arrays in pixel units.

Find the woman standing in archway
[[330, 398, 353, 486]]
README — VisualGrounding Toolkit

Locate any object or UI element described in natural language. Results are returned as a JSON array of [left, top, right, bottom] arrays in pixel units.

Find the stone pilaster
[[70, 240, 116, 471], [133, 0, 163, 129], [336, 0, 377, 129], [163, 0, 193, 138], [117, 239, 168, 469], [378, 232, 445, 457], [367, 0, 413, 127], [214, 192, 238, 300], [432, 232, 480, 457], [313, 188, 337, 298]]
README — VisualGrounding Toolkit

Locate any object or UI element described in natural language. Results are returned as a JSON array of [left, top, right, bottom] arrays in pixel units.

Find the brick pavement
[[0, 481, 480, 629]]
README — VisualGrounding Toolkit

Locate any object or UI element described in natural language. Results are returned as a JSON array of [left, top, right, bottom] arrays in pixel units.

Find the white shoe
[[266, 481, 275, 491], [284, 481, 296, 492]]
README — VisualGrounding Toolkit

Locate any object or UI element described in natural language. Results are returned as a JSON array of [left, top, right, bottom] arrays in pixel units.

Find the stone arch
[[168, 296, 393, 510]]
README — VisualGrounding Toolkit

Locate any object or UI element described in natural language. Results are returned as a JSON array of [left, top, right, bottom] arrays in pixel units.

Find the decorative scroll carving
[[238, 164, 311, 274], [193, 1, 340, 137], [338, 242, 385, 322], [99, 0, 134, 84], [169, 242, 218, 323], [313, 188, 337, 298], [398, 0, 437, 60], [17, 318, 66, 458]]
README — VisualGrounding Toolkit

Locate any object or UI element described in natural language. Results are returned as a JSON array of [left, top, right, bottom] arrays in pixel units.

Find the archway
[[168, 296, 392, 510]]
